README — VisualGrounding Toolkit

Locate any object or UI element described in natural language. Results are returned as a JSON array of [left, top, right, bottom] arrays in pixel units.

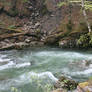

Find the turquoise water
[[0, 47, 92, 92]]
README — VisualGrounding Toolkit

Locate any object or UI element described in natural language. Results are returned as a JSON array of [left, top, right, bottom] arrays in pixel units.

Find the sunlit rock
[[77, 82, 92, 92]]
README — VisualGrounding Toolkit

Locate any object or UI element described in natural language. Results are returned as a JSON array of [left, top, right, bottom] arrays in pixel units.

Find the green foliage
[[84, 1, 92, 10], [58, 0, 92, 11], [77, 32, 92, 47], [77, 34, 89, 47], [8, 25, 16, 29], [30, 76, 54, 92], [11, 87, 21, 92], [89, 76, 92, 80], [8, 9, 18, 16], [22, 0, 28, 3], [57, 2, 66, 7], [63, 79, 69, 83], [88, 77, 92, 85], [88, 33, 92, 45]]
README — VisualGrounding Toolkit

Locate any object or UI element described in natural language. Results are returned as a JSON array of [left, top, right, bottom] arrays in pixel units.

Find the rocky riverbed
[[52, 76, 92, 92]]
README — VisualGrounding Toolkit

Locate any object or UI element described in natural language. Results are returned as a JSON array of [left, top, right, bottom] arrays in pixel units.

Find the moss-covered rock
[[54, 76, 78, 90], [77, 81, 92, 92]]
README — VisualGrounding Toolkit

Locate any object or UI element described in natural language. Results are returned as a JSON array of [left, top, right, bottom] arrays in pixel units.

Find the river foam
[[19, 71, 58, 82], [0, 48, 92, 92], [0, 71, 58, 91], [72, 68, 92, 75]]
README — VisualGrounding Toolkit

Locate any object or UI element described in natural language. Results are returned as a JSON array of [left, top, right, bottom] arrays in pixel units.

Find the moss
[[66, 20, 73, 31], [77, 34, 89, 47], [42, 5, 48, 15], [7, 9, 18, 17], [8, 25, 16, 29], [77, 32, 92, 48], [88, 32, 92, 45], [22, 0, 28, 3], [79, 82, 89, 88], [57, 2, 66, 8]]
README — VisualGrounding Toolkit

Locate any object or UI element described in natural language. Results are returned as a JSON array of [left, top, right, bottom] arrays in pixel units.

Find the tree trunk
[[81, 0, 91, 32]]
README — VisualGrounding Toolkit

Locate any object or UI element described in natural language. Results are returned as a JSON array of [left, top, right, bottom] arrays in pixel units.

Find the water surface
[[0, 47, 92, 92]]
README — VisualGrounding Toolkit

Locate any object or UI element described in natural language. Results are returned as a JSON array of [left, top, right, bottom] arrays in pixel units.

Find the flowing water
[[0, 47, 92, 92]]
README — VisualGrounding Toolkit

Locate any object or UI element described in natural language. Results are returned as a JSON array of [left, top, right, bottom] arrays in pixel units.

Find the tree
[[81, 0, 91, 32]]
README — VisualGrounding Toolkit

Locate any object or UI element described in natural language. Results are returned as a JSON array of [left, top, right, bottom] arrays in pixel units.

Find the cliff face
[[0, 0, 48, 27], [0, 0, 31, 28], [0, 0, 31, 16], [0, 0, 92, 49]]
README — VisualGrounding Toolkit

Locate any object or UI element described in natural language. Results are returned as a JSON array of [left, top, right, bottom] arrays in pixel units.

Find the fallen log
[[0, 27, 23, 33], [0, 42, 29, 50], [0, 32, 28, 40]]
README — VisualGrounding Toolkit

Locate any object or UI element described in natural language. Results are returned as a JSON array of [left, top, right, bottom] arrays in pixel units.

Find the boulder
[[0, 42, 29, 50], [30, 41, 44, 47], [54, 76, 78, 90], [59, 37, 77, 48], [77, 82, 92, 92], [69, 60, 92, 69], [52, 88, 67, 92]]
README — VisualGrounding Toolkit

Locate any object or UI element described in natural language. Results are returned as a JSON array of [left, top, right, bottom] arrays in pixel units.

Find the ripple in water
[[0, 48, 92, 92]]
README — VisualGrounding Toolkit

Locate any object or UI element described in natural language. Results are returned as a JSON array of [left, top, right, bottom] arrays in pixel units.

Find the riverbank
[[0, 0, 92, 50]]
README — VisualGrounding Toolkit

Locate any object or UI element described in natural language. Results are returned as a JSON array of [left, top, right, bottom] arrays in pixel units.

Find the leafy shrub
[[77, 34, 89, 47]]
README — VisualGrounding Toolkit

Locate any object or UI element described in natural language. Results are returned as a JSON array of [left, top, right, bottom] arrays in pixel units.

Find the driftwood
[[0, 32, 28, 40], [0, 42, 29, 50], [44, 31, 69, 44], [0, 27, 23, 33]]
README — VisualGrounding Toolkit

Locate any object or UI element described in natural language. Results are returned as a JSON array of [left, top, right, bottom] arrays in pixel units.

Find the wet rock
[[0, 61, 8, 66], [54, 76, 78, 90], [4, 39, 10, 43], [25, 38, 31, 43], [34, 22, 40, 28], [13, 42, 29, 49], [59, 37, 77, 48], [0, 41, 7, 48], [30, 41, 44, 47], [18, 36, 25, 42], [69, 60, 92, 69], [0, 42, 29, 50], [52, 88, 67, 92], [76, 82, 92, 92]]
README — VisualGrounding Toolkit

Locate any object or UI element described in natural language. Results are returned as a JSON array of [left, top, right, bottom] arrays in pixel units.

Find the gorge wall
[[0, 0, 92, 50]]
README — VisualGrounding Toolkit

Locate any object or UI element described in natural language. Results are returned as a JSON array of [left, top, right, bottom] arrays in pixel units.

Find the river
[[0, 47, 92, 92]]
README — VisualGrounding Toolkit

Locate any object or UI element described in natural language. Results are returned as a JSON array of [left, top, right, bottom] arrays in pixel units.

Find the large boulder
[[52, 88, 67, 92], [76, 82, 92, 92], [59, 37, 77, 48], [54, 76, 78, 90]]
